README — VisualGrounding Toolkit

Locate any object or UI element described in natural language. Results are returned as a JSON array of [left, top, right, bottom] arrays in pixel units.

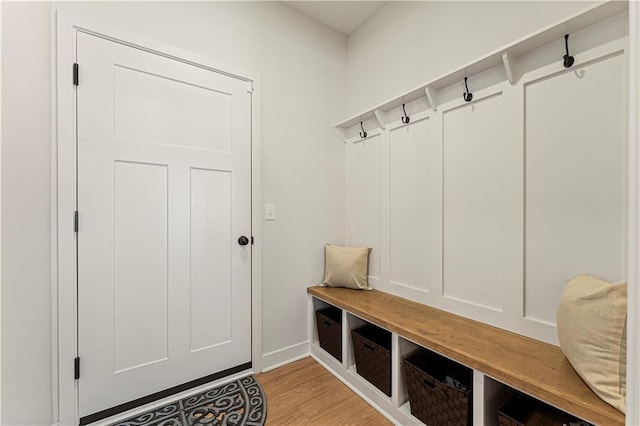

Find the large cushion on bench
[[320, 244, 372, 290], [557, 274, 627, 413]]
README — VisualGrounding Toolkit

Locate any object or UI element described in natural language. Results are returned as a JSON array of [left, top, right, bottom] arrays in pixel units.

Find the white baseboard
[[261, 341, 310, 372]]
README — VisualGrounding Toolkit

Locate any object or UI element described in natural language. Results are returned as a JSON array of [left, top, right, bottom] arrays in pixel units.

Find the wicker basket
[[315, 307, 342, 362], [498, 392, 588, 426], [351, 324, 392, 396], [403, 349, 473, 426]]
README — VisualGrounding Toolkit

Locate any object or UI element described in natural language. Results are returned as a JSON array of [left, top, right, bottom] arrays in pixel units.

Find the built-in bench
[[307, 286, 624, 426]]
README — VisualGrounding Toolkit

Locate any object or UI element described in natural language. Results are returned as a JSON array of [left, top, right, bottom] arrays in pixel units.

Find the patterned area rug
[[112, 376, 267, 426]]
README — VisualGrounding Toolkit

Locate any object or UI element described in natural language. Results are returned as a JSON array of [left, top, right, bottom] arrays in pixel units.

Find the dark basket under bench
[[498, 392, 592, 426], [351, 324, 392, 396], [315, 307, 342, 362], [403, 348, 473, 426]]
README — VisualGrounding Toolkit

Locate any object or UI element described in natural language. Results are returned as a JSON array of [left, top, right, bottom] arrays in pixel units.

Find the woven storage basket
[[498, 392, 588, 426], [351, 324, 392, 396], [403, 349, 473, 426], [315, 307, 342, 362]]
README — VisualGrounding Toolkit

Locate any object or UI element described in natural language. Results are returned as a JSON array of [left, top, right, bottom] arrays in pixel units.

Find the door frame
[[52, 11, 263, 425]]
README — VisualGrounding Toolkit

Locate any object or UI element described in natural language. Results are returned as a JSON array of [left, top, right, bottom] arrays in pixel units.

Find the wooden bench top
[[307, 286, 624, 426]]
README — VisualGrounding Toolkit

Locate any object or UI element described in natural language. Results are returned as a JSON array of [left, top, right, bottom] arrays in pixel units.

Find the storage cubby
[[311, 298, 343, 367], [351, 323, 392, 396], [403, 347, 473, 426], [311, 297, 333, 341], [497, 390, 592, 426], [481, 376, 514, 426], [479, 376, 597, 426], [315, 305, 342, 363]]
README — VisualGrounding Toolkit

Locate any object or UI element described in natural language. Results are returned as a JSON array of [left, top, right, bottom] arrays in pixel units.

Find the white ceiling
[[284, 1, 387, 36]]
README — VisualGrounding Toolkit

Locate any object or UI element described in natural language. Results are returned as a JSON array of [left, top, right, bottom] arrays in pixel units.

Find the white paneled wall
[[524, 54, 627, 311], [389, 118, 430, 293], [348, 134, 382, 286], [521, 49, 626, 341], [442, 93, 510, 313], [345, 27, 627, 345]]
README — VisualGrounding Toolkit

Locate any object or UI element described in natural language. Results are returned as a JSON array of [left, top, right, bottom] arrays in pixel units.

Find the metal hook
[[401, 104, 410, 124], [563, 34, 575, 68], [359, 121, 367, 139], [463, 77, 473, 102]]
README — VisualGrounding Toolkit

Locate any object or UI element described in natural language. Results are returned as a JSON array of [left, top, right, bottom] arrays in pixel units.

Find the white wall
[[1, 2, 346, 424], [346, 1, 597, 115], [1, 2, 53, 425]]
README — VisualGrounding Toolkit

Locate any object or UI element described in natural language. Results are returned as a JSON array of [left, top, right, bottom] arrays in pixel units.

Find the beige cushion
[[556, 274, 627, 413], [320, 244, 372, 290]]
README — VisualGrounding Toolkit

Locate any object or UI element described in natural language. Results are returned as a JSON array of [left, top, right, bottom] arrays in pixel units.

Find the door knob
[[238, 236, 250, 246]]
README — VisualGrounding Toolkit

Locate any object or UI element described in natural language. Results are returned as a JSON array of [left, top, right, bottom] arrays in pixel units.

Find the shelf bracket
[[374, 110, 386, 130], [336, 127, 348, 144], [424, 87, 437, 112], [502, 52, 517, 85]]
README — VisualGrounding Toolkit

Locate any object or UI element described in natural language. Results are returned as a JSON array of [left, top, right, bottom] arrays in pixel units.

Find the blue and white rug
[[112, 376, 267, 426]]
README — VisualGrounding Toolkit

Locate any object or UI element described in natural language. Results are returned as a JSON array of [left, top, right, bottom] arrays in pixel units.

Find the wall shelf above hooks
[[333, 1, 626, 143]]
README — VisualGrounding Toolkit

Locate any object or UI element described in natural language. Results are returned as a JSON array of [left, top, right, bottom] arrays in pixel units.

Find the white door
[[76, 32, 252, 419]]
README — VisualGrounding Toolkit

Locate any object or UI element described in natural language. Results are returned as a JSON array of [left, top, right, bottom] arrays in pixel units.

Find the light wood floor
[[255, 357, 392, 426]]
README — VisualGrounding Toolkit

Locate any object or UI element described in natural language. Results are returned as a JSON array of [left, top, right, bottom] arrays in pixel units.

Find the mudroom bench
[[307, 286, 624, 426]]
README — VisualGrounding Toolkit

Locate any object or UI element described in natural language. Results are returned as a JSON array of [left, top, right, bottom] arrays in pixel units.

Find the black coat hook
[[359, 121, 367, 139], [463, 77, 473, 102], [563, 34, 575, 68], [401, 104, 410, 124]]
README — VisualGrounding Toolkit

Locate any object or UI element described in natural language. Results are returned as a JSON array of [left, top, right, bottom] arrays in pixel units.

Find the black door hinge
[[73, 63, 79, 86], [74, 211, 79, 233], [251, 236, 254, 245], [74, 357, 80, 380]]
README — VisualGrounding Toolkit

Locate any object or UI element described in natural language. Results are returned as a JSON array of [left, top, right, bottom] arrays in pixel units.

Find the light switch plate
[[265, 203, 275, 221]]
